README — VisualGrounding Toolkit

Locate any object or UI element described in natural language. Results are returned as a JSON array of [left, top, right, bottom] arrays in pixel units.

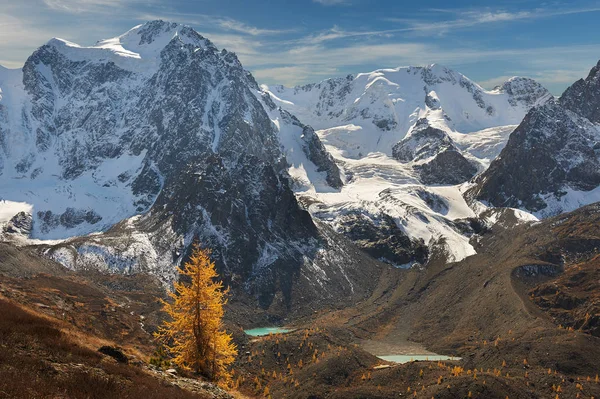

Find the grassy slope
[[0, 297, 208, 399]]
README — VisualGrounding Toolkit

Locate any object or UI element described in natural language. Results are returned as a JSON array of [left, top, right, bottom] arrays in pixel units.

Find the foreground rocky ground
[[0, 297, 235, 398], [0, 243, 237, 399]]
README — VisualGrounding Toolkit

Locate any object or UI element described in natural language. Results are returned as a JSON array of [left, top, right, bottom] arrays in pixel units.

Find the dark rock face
[[301, 125, 343, 188], [22, 45, 133, 179], [424, 89, 441, 110], [560, 60, 600, 123], [494, 77, 551, 108], [334, 211, 428, 266], [467, 59, 600, 215], [415, 150, 478, 185], [144, 154, 318, 308], [2, 212, 33, 235], [37, 208, 103, 233], [467, 99, 600, 213], [413, 188, 449, 214], [279, 109, 343, 189], [392, 120, 454, 162], [452, 217, 488, 238], [393, 119, 478, 185]]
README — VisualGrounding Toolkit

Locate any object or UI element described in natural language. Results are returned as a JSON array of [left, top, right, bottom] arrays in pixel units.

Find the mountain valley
[[1, 20, 600, 398]]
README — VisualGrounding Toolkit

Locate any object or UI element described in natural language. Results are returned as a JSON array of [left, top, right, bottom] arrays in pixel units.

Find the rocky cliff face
[[0, 21, 375, 313], [467, 60, 600, 216], [560, 60, 600, 123], [392, 119, 478, 185], [494, 76, 552, 108], [276, 108, 343, 189]]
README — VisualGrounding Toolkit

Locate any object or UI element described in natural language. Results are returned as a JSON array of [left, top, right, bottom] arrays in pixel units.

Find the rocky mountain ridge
[[0, 20, 374, 314], [264, 64, 551, 264], [2, 20, 591, 312], [468, 59, 600, 217]]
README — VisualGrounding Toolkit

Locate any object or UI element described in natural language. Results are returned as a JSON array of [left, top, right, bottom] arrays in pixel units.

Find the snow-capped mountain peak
[[260, 65, 550, 264], [468, 58, 600, 217], [0, 21, 558, 307], [0, 20, 272, 240], [39, 21, 223, 76], [492, 76, 553, 108], [266, 64, 551, 160], [101, 20, 216, 60], [1, 21, 374, 313]]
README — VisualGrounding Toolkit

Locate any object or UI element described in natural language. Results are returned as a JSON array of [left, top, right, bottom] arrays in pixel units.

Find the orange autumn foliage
[[156, 245, 237, 385]]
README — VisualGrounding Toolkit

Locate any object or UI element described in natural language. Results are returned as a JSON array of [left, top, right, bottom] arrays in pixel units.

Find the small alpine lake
[[244, 327, 293, 337], [378, 354, 460, 363]]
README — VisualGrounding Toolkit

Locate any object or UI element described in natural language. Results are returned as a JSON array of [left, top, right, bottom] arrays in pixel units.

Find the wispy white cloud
[[313, 0, 350, 6], [197, 32, 263, 57], [296, 25, 398, 45], [216, 18, 296, 36], [0, 13, 64, 64], [252, 66, 340, 86], [531, 69, 590, 85], [279, 5, 600, 47], [246, 41, 599, 69], [245, 41, 600, 91], [1, 0, 598, 95], [136, 12, 294, 37], [42, 0, 133, 14], [385, 6, 600, 36], [477, 75, 521, 90]]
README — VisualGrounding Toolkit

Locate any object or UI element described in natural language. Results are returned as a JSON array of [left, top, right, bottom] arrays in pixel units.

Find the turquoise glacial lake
[[244, 327, 293, 337], [378, 355, 460, 363]]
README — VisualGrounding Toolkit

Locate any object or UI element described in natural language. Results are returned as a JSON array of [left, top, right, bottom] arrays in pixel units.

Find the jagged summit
[[560, 58, 600, 123], [45, 37, 80, 48], [46, 20, 218, 54], [286, 64, 540, 97], [0, 20, 563, 310], [38, 21, 232, 75], [266, 64, 551, 157], [7, 19, 282, 240], [404, 63, 469, 84], [98, 20, 217, 58], [492, 76, 552, 108], [468, 58, 600, 216]]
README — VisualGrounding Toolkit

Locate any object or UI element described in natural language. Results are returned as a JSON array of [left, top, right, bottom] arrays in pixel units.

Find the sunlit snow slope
[[0, 23, 214, 239], [0, 22, 295, 240], [264, 65, 550, 263]]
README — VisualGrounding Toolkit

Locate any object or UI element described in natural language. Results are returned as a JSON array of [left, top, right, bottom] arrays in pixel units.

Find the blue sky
[[1, 0, 600, 94]]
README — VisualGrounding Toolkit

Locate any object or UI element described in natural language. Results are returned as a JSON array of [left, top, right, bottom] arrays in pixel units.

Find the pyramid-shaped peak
[[94, 20, 217, 59]]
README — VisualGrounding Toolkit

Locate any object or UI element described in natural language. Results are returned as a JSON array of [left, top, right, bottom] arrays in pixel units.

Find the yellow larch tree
[[156, 244, 237, 385]]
